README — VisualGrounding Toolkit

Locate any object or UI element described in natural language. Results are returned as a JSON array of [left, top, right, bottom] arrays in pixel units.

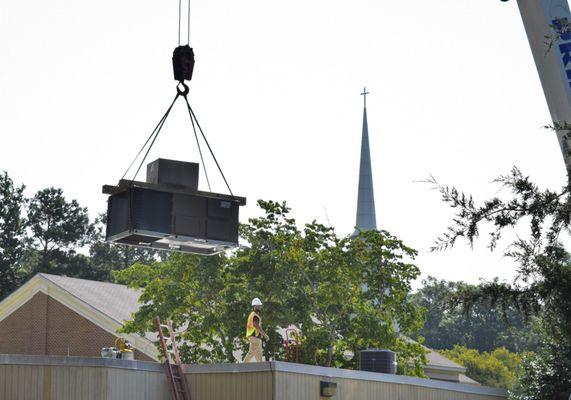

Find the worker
[[114, 337, 133, 359], [243, 298, 269, 362]]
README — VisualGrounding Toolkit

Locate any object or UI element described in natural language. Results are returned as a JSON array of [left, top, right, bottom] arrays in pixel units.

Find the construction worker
[[114, 337, 133, 359], [243, 298, 269, 362]]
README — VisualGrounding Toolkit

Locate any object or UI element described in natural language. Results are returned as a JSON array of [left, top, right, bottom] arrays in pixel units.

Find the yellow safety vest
[[115, 337, 132, 353], [246, 311, 261, 338]]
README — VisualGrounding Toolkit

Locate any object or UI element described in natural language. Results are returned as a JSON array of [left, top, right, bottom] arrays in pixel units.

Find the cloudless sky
[[0, 0, 567, 287]]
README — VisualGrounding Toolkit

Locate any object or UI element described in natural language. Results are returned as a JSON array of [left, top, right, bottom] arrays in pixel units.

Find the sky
[[0, 0, 568, 287]]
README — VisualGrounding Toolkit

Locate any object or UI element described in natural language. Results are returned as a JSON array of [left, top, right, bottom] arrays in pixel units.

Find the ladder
[[284, 328, 299, 363], [155, 316, 191, 400]]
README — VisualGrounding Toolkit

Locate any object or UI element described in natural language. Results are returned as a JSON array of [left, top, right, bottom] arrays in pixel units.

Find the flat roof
[[0, 354, 506, 398], [184, 361, 506, 397], [0, 354, 163, 372]]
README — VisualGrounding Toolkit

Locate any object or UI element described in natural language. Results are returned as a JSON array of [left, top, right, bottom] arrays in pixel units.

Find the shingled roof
[[0, 273, 159, 360], [39, 274, 143, 329], [425, 347, 465, 371], [39, 273, 159, 346]]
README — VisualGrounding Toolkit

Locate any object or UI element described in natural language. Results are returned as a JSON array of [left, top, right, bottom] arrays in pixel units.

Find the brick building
[[0, 273, 157, 361], [0, 273, 477, 385]]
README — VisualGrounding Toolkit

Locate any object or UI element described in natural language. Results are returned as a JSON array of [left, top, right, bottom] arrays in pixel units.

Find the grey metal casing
[[104, 158, 245, 255], [146, 158, 199, 189], [105, 187, 241, 255], [359, 349, 397, 375]]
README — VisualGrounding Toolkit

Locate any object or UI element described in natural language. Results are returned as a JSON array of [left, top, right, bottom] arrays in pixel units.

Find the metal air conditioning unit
[[359, 349, 397, 374], [102, 158, 246, 255]]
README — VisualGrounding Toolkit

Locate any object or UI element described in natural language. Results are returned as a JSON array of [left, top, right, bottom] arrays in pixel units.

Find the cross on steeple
[[360, 87, 370, 108]]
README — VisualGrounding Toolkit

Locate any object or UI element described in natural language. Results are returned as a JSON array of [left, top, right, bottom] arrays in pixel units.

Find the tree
[[412, 276, 541, 353], [514, 334, 571, 400], [440, 345, 523, 390], [430, 167, 571, 399], [0, 172, 26, 298], [27, 187, 95, 274], [115, 253, 247, 363], [116, 200, 427, 376], [235, 201, 427, 373], [0, 175, 156, 288]]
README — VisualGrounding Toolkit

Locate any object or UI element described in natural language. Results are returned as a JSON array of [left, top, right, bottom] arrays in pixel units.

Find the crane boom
[[517, 0, 571, 170]]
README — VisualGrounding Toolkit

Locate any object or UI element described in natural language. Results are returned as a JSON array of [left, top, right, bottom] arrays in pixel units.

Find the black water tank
[[359, 349, 397, 374]]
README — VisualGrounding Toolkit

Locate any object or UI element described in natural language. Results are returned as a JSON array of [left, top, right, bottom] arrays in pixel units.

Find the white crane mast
[[517, 0, 571, 170]]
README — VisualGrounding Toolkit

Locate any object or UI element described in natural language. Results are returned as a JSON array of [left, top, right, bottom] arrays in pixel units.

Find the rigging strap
[[130, 93, 180, 183], [183, 95, 235, 199], [117, 1, 233, 196], [119, 85, 235, 199], [121, 93, 180, 181], [184, 95, 211, 192]]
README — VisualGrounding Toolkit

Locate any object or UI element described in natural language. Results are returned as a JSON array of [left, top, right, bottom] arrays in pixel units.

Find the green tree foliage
[[115, 253, 246, 363], [430, 167, 571, 399], [513, 335, 571, 400], [0, 172, 27, 298], [440, 345, 522, 390], [0, 172, 157, 289], [115, 200, 427, 375], [27, 187, 95, 274], [20, 211, 156, 282], [412, 276, 540, 353]]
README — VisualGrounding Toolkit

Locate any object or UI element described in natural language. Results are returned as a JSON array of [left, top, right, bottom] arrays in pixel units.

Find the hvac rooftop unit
[[359, 349, 397, 374], [102, 158, 246, 255]]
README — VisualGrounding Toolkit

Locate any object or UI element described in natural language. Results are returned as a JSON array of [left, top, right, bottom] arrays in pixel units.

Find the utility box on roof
[[103, 158, 246, 255], [360, 349, 397, 375]]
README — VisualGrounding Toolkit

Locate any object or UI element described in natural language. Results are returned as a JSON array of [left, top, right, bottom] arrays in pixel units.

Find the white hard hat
[[251, 298, 262, 306]]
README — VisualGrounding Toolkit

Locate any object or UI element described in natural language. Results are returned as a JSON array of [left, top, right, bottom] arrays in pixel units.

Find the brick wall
[[0, 292, 154, 361], [0, 291, 47, 354]]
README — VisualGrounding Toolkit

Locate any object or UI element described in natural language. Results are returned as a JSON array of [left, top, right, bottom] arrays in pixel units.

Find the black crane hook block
[[173, 45, 195, 82]]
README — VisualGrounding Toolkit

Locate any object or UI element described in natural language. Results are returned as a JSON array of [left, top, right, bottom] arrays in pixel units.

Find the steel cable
[[184, 96, 212, 191], [130, 93, 180, 182], [183, 96, 235, 198], [121, 94, 180, 181]]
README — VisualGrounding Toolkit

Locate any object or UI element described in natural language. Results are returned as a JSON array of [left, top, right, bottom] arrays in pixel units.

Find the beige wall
[[274, 371, 505, 400], [183, 362, 506, 400], [0, 363, 169, 400], [186, 371, 273, 400], [0, 356, 506, 400]]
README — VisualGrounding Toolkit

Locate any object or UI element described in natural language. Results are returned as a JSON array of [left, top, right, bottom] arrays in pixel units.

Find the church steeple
[[353, 87, 377, 235]]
